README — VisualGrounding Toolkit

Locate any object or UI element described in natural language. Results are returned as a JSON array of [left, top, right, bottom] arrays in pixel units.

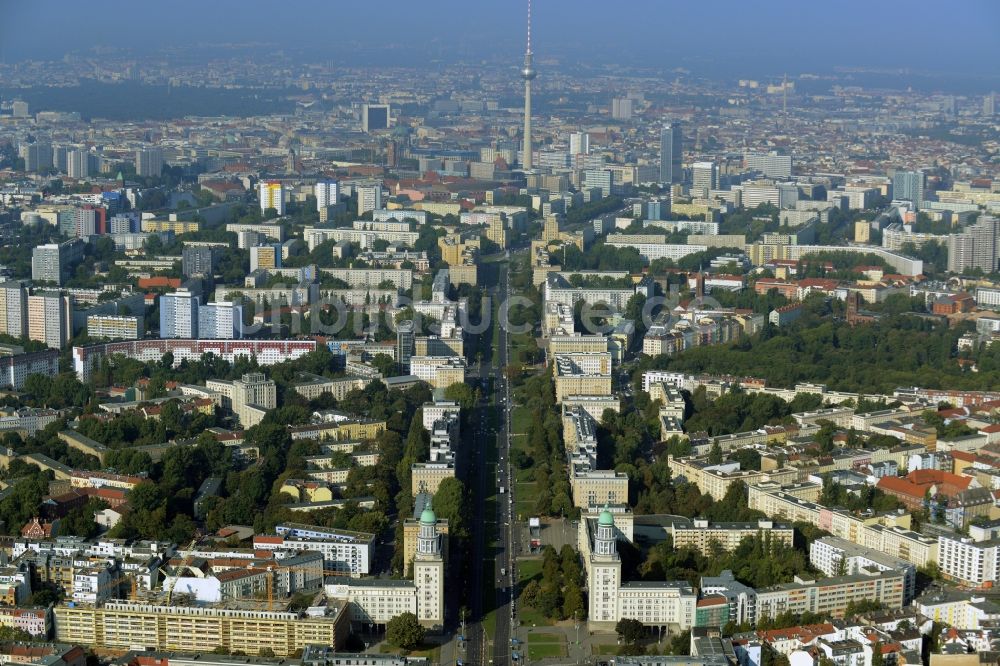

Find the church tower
[[588, 506, 622, 624], [413, 498, 445, 629]]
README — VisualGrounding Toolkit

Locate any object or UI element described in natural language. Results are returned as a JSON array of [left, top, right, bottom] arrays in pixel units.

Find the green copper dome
[[420, 498, 436, 524], [598, 507, 614, 526]]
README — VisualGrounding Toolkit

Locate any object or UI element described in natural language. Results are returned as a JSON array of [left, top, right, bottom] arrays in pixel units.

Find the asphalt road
[[492, 260, 516, 666]]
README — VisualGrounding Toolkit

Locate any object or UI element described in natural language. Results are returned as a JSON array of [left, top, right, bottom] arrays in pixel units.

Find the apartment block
[[938, 536, 1000, 589], [755, 570, 905, 621], [671, 519, 794, 554], [28, 293, 72, 349], [255, 523, 374, 577], [54, 601, 347, 656], [292, 373, 372, 401], [87, 315, 143, 340], [409, 356, 465, 389], [809, 536, 917, 602], [0, 283, 27, 338]]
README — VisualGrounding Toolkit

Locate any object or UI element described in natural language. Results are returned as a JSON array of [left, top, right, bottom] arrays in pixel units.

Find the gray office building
[[744, 151, 792, 179], [397, 320, 415, 373], [659, 123, 682, 184], [362, 104, 390, 133], [19, 142, 52, 172], [136, 148, 164, 177], [948, 216, 1000, 274], [893, 170, 925, 209], [31, 240, 84, 286], [182, 246, 217, 278], [583, 169, 614, 199]]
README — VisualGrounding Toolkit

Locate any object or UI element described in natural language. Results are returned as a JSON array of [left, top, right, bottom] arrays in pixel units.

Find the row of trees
[[510, 371, 574, 517], [520, 545, 585, 621]]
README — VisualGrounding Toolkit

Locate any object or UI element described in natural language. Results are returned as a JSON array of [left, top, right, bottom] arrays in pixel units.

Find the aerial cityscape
[[1, 1, 1000, 666]]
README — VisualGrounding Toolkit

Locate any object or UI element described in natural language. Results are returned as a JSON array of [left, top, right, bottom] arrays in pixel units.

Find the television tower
[[521, 0, 537, 171]]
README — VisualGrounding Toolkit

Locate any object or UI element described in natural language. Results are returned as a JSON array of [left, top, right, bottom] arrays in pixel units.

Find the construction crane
[[159, 567, 176, 605], [163, 537, 200, 605]]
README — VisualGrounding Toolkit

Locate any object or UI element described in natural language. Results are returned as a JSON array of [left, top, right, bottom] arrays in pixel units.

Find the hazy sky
[[3, 0, 1000, 82]]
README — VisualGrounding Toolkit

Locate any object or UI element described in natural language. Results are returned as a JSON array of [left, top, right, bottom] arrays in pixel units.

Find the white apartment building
[[159, 289, 199, 339], [553, 352, 612, 376], [373, 208, 427, 225], [938, 536, 1000, 589], [810, 536, 917, 602], [0, 283, 27, 338], [198, 302, 243, 340], [605, 235, 708, 262], [318, 268, 413, 290], [409, 356, 466, 389], [255, 523, 374, 577], [357, 184, 383, 215], [544, 272, 654, 310], [315, 180, 339, 210]]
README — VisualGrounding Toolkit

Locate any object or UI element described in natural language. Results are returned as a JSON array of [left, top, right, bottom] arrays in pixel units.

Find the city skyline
[[2, 1, 1000, 86]]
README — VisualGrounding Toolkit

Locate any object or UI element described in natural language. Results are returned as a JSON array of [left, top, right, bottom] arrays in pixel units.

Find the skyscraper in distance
[[314, 180, 339, 211], [27, 294, 72, 350], [569, 132, 590, 156], [948, 216, 1000, 274], [520, 0, 536, 170], [362, 104, 390, 133], [356, 184, 383, 215], [744, 151, 792, 179], [659, 123, 682, 184], [258, 181, 285, 215], [611, 98, 633, 121], [0, 283, 27, 339], [135, 148, 164, 177], [67, 150, 89, 179], [691, 162, 718, 196], [893, 170, 924, 209], [159, 289, 199, 339]]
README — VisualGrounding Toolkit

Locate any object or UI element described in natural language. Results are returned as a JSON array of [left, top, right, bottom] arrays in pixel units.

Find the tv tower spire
[[521, 0, 537, 171]]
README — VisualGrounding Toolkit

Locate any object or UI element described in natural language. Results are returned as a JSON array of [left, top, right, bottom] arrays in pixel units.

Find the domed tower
[[417, 501, 440, 556], [414, 497, 445, 630], [588, 505, 622, 626], [594, 506, 618, 557]]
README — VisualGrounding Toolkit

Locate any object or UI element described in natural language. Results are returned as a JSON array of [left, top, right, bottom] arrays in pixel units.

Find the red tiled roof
[[757, 623, 837, 643], [253, 536, 283, 544], [138, 277, 181, 289], [877, 476, 924, 500], [907, 469, 973, 491]]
